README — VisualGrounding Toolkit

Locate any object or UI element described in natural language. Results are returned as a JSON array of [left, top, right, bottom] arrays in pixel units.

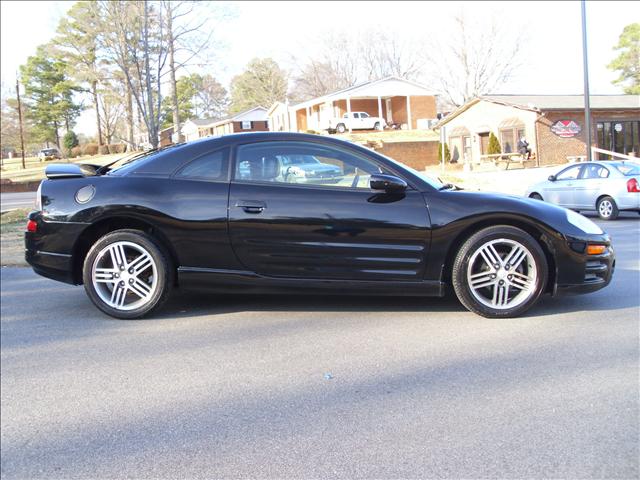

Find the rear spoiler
[[45, 163, 98, 179]]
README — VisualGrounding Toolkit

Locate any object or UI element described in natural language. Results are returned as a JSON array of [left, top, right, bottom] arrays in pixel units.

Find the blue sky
[[2, 1, 638, 135]]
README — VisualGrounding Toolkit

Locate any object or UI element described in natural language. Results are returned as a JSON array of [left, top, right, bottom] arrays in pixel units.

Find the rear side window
[[175, 149, 228, 181]]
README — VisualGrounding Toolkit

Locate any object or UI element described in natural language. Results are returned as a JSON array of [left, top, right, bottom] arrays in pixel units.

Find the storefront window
[[596, 120, 640, 158]]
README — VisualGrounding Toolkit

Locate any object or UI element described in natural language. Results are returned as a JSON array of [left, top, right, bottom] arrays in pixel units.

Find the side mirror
[[548, 175, 556, 182], [370, 174, 407, 192]]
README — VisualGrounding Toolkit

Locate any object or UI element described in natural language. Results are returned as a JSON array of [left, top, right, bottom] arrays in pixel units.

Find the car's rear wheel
[[529, 192, 543, 201], [597, 196, 619, 220], [452, 226, 548, 318], [336, 123, 346, 133], [82, 229, 172, 319]]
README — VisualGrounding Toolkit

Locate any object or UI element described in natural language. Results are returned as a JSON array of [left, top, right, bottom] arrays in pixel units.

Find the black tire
[[336, 123, 346, 134], [596, 196, 619, 220], [374, 121, 381, 131], [529, 192, 543, 201], [452, 225, 548, 318], [82, 229, 172, 319]]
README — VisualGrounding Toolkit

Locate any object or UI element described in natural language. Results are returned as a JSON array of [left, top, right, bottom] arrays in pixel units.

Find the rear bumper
[[25, 247, 75, 284]]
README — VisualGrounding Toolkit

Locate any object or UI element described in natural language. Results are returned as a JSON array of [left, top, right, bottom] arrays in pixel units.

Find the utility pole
[[581, 0, 592, 161], [15, 75, 26, 169]]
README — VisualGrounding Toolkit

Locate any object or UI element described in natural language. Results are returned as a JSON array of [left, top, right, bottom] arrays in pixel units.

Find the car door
[[574, 163, 610, 209], [544, 164, 583, 207], [351, 112, 361, 129], [228, 140, 431, 282]]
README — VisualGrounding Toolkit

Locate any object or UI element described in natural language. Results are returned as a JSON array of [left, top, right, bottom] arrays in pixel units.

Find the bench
[[480, 153, 535, 170]]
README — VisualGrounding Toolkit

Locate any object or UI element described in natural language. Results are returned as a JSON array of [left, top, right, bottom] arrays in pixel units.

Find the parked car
[[329, 112, 387, 133], [526, 161, 640, 220], [37, 148, 61, 161], [26, 133, 613, 319]]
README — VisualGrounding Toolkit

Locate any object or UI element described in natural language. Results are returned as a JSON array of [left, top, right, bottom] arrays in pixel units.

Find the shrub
[[438, 142, 451, 163], [70, 146, 82, 158], [108, 144, 125, 154], [82, 143, 99, 156], [98, 145, 109, 155], [487, 132, 501, 154], [63, 131, 79, 150]]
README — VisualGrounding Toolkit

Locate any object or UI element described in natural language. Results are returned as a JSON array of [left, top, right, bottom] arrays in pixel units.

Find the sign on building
[[551, 120, 581, 138]]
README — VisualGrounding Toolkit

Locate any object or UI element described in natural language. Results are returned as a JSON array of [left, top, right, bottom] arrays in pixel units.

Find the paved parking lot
[[1, 214, 638, 479]]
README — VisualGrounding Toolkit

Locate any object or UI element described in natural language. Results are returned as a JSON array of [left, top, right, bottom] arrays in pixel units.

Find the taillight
[[627, 178, 640, 193], [26, 220, 37, 232]]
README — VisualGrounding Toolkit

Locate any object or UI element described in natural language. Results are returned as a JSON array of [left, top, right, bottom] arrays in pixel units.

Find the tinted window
[[556, 165, 582, 181], [360, 112, 369, 118], [175, 149, 228, 181], [235, 141, 386, 189]]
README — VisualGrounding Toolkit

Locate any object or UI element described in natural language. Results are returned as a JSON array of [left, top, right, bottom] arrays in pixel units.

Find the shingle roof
[[482, 94, 640, 110]]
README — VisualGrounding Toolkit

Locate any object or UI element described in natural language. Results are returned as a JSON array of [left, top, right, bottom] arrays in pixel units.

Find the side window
[[234, 141, 386, 190], [556, 165, 582, 181], [582, 164, 609, 179], [360, 112, 370, 118], [353, 113, 360, 119], [175, 149, 228, 181]]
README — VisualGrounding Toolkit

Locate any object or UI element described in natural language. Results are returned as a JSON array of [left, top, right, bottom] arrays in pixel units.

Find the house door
[[463, 136, 472, 163], [479, 133, 490, 155]]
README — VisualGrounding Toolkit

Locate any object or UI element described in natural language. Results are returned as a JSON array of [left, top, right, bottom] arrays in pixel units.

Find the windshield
[[612, 161, 640, 176], [107, 144, 185, 175]]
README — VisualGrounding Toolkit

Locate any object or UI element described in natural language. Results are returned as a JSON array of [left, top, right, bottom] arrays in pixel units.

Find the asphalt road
[[0, 192, 36, 212], [1, 216, 638, 479]]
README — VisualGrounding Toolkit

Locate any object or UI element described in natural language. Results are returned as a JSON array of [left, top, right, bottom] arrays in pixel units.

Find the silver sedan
[[525, 161, 640, 220]]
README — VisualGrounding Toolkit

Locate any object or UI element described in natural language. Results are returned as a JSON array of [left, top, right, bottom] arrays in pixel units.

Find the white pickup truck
[[328, 112, 386, 133]]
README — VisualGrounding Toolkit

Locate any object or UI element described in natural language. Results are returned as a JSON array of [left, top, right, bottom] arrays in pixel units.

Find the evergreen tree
[[487, 132, 501, 154]]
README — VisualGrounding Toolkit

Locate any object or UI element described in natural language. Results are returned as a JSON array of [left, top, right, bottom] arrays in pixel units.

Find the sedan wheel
[[452, 226, 548, 318], [83, 230, 171, 319], [597, 196, 619, 220]]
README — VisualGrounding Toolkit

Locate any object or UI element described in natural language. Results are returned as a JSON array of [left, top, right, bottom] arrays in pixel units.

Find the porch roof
[[291, 76, 436, 111]]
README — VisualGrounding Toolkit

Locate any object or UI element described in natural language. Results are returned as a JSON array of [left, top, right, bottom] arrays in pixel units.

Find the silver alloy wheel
[[599, 199, 613, 218], [466, 238, 537, 310], [91, 241, 158, 311]]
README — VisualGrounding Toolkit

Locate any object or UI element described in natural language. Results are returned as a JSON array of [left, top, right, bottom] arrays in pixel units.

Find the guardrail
[[591, 147, 637, 161]]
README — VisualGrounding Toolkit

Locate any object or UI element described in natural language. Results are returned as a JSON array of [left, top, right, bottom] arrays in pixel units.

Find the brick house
[[182, 107, 269, 142], [268, 76, 438, 133], [435, 95, 640, 166]]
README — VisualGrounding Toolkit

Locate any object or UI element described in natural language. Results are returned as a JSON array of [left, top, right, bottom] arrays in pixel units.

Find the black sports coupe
[[25, 133, 614, 319]]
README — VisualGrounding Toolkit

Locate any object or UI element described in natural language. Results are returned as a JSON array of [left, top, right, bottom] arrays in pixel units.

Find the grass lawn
[[1, 153, 122, 184], [1, 208, 29, 267]]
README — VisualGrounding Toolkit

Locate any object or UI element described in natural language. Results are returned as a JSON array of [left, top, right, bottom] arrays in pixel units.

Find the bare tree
[[425, 13, 525, 107], [359, 28, 427, 82], [98, 1, 167, 149]]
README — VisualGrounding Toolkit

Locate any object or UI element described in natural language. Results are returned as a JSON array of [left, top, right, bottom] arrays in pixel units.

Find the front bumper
[[553, 240, 615, 296]]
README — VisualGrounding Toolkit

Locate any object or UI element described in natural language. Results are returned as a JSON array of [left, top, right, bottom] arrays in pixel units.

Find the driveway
[[1, 216, 638, 478]]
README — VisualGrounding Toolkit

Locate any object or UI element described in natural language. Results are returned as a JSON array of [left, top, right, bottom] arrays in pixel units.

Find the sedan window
[[613, 162, 640, 176], [555, 165, 582, 181], [581, 164, 609, 179], [235, 141, 386, 189]]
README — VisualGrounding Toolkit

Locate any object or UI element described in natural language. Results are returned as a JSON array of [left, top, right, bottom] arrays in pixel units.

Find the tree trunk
[[125, 81, 135, 151], [54, 121, 60, 150], [143, 1, 158, 149], [93, 81, 103, 146], [167, 7, 180, 142]]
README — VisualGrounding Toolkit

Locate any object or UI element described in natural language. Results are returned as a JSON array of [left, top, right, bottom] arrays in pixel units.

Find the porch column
[[306, 106, 311, 131], [406, 95, 412, 130], [346, 96, 352, 133], [377, 96, 383, 127]]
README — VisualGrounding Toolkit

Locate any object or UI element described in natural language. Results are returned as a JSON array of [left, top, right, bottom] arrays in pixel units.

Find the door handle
[[235, 200, 266, 214]]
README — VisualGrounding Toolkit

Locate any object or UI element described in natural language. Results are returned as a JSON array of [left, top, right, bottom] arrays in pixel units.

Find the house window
[[500, 127, 526, 153], [241, 121, 252, 130]]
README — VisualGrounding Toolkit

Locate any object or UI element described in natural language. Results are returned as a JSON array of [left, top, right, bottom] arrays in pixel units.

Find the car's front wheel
[[597, 196, 619, 220], [529, 192, 543, 201], [374, 121, 382, 131], [82, 229, 172, 319], [452, 226, 548, 318]]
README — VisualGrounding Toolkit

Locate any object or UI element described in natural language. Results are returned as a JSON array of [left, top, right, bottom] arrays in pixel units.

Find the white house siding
[[442, 101, 539, 164]]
